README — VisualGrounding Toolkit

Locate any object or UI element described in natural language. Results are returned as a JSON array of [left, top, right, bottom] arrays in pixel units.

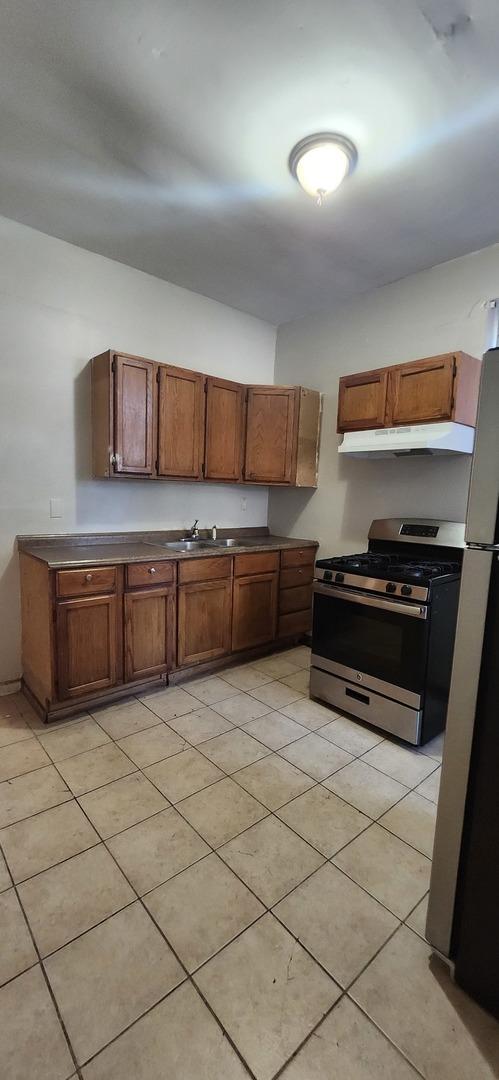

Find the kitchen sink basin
[[163, 540, 215, 551], [211, 538, 240, 547]]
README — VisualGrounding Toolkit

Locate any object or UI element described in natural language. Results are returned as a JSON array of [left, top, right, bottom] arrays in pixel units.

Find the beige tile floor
[[1, 646, 498, 1079]]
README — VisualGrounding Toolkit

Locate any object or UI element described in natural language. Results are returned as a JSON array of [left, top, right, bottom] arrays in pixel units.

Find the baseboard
[[0, 679, 21, 697]]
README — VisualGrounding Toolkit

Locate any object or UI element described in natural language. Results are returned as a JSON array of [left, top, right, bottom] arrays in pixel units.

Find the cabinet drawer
[[280, 565, 314, 589], [234, 551, 279, 577], [126, 561, 175, 589], [278, 609, 312, 638], [56, 566, 117, 598], [280, 547, 316, 569], [178, 555, 232, 585], [279, 584, 313, 615]]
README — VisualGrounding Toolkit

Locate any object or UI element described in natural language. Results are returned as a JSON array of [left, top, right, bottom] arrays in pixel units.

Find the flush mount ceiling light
[[289, 132, 358, 206]]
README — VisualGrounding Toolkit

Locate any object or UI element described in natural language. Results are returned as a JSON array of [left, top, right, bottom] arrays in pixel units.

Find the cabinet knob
[[85, 573, 92, 582], [149, 567, 157, 575]]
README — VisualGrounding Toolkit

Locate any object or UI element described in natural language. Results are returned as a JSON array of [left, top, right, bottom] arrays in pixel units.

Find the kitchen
[[1, 3, 499, 1079]]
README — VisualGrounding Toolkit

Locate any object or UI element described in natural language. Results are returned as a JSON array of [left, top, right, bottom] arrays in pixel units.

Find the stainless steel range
[[310, 518, 465, 745]]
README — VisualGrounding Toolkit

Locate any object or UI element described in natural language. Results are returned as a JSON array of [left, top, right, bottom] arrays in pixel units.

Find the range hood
[[339, 422, 475, 459]]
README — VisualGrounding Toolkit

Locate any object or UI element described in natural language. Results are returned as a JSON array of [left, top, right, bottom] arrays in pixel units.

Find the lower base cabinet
[[56, 594, 119, 699], [177, 579, 232, 666], [124, 587, 175, 681], [232, 572, 278, 651]]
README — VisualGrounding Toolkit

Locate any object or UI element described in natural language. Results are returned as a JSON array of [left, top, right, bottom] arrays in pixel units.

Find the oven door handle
[[313, 582, 428, 619]]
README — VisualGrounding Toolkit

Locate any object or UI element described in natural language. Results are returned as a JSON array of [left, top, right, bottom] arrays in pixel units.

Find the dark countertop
[[18, 532, 318, 569]]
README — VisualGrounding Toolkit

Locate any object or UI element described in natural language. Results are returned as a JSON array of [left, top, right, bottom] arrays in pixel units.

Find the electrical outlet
[[50, 497, 63, 519], [241, 496, 247, 512]]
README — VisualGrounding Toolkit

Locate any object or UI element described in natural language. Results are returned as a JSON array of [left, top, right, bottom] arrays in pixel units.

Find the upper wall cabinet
[[113, 354, 154, 474], [157, 364, 205, 479], [245, 386, 296, 484], [245, 385, 322, 487], [337, 352, 481, 434], [204, 376, 245, 482], [337, 369, 388, 433], [91, 351, 322, 487]]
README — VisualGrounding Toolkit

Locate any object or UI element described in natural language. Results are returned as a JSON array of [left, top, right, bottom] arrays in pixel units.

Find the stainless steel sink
[[163, 540, 215, 551], [210, 538, 240, 547]]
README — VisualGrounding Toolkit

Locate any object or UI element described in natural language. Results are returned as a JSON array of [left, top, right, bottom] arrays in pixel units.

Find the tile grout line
[[0, 832, 83, 1079]]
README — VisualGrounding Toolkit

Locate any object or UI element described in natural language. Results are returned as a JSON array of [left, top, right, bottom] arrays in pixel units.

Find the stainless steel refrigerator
[[427, 346, 499, 1018]]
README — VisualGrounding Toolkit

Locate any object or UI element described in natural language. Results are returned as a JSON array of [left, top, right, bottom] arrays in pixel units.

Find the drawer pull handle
[[85, 573, 93, 582], [149, 567, 157, 575]]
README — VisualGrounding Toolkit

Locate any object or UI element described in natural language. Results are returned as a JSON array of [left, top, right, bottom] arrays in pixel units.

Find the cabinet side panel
[[453, 352, 482, 428], [19, 554, 54, 706], [294, 388, 322, 488], [91, 352, 112, 478]]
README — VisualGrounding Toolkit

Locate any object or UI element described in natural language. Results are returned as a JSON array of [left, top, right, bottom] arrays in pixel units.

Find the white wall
[[269, 244, 499, 554], [0, 217, 276, 687]]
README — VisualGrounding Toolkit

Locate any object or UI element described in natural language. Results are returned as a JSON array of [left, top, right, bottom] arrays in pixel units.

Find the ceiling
[[1, 0, 499, 324]]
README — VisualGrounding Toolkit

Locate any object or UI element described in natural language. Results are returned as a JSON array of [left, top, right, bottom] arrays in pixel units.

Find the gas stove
[[315, 550, 461, 601], [310, 518, 465, 745]]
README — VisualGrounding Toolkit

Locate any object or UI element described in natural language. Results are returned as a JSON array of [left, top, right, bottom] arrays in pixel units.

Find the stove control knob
[[335, 572, 345, 583], [386, 581, 397, 593], [323, 570, 333, 582], [401, 585, 412, 596]]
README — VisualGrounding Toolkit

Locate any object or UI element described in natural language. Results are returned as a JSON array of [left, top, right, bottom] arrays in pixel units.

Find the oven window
[[312, 591, 428, 695]]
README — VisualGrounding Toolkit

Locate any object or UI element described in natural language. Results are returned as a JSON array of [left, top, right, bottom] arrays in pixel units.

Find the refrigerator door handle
[[426, 546, 494, 956]]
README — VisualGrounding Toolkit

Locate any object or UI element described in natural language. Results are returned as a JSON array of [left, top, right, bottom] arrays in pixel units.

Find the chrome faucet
[[187, 519, 200, 539]]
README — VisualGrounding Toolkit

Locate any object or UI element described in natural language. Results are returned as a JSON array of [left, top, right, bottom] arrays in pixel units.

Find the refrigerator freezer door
[[465, 348, 499, 545], [453, 551, 499, 1017], [426, 546, 493, 956]]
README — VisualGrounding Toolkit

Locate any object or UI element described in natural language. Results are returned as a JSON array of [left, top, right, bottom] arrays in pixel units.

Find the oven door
[[312, 582, 429, 707]]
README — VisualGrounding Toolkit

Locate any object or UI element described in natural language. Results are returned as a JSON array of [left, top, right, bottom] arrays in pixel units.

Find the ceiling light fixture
[[289, 132, 358, 206]]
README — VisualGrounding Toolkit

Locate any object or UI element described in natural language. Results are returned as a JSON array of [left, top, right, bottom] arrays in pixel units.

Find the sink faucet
[[187, 519, 200, 539]]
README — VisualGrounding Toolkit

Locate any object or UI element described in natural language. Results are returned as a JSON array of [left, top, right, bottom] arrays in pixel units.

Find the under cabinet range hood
[[338, 422, 475, 459]]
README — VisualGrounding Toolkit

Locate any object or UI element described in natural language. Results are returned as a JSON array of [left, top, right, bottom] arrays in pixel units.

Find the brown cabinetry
[[278, 547, 315, 639], [56, 594, 119, 699], [92, 351, 322, 488], [113, 354, 154, 474], [20, 541, 317, 721], [337, 369, 388, 433], [204, 377, 245, 481], [337, 352, 480, 433], [232, 552, 278, 651], [124, 587, 175, 681], [157, 364, 205, 479], [178, 579, 232, 666]]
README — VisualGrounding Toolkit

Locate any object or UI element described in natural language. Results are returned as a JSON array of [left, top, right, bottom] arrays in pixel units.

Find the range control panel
[[400, 523, 439, 538]]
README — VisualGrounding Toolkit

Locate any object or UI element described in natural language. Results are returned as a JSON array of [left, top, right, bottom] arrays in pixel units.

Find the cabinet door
[[56, 595, 119, 699], [337, 369, 388, 432], [114, 354, 154, 474], [157, 364, 205, 479], [232, 572, 278, 651], [178, 580, 232, 666], [124, 587, 175, 681], [205, 376, 245, 481], [389, 355, 455, 425], [244, 387, 296, 483]]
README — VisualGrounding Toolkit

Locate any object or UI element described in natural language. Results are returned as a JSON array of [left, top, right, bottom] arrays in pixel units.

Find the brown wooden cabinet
[[232, 552, 278, 651], [19, 541, 317, 721], [178, 579, 232, 666], [92, 352, 322, 488], [245, 386, 296, 483], [232, 572, 278, 651], [56, 594, 119, 699], [124, 587, 175, 681], [204, 376, 245, 481], [337, 352, 481, 434], [244, 385, 322, 486], [337, 369, 388, 433], [278, 547, 315, 639], [157, 364, 205, 479]]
